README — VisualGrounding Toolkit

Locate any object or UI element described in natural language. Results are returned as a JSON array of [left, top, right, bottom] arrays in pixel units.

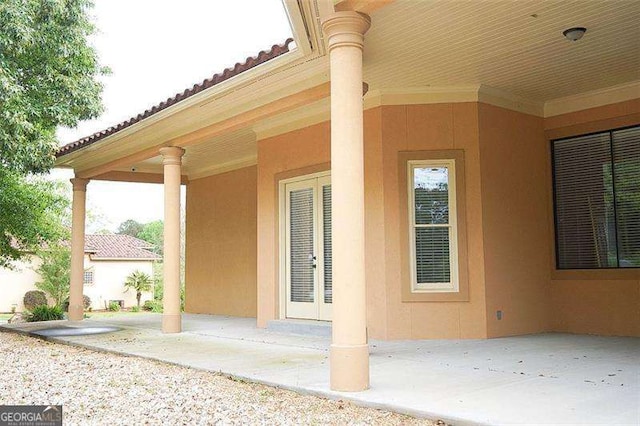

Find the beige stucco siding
[[478, 103, 552, 337], [255, 104, 489, 339], [184, 166, 258, 317], [184, 99, 639, 339], [379, 103, 488, 339], [256, 122, 332, 327]]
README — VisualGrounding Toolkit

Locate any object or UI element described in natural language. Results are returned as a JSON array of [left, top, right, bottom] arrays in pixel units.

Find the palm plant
[[123, 270, 152, 309]]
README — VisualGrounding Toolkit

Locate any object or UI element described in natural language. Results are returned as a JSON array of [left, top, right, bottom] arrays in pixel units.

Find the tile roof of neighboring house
[[56, 38, 295, 158], [84, 234, 161, 260]]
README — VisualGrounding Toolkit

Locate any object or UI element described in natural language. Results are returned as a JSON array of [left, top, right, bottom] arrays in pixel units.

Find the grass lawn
[[0, 313, 13, 321]]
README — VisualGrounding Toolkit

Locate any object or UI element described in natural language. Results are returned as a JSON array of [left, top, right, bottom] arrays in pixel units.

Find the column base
[[68, 305, 84, 321], [330, 343, 370, 391], [162, 314, 182, 333]]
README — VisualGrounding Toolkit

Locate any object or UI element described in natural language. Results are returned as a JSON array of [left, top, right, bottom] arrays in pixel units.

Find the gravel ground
[[0, 332, 438, 425]]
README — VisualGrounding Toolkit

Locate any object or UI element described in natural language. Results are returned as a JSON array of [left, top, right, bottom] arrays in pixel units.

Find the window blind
[[322, 185, 332, 304], [413, 165, 452, 284], [289, 188, 315, 302], [612, 127, 640, 267], [552, 126, 639, 269]]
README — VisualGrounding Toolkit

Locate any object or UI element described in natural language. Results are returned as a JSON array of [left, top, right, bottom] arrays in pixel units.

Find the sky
[[53, 0, 292, 232]]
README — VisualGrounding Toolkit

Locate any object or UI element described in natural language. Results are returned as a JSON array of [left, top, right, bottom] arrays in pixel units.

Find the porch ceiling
[[364, 0, 640, 101], [117, 128, 258, 179]]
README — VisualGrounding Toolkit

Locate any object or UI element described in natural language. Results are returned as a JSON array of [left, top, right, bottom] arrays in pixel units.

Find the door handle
[[310, 255, 317, 268]]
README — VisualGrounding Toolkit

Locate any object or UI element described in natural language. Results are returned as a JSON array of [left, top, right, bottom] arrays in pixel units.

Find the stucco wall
[[84, 256, 155, 310], [255, 104, 488, 339], [379, 103, 488, 339], [545, 99, 640, 337], [0, 256, 45, 312], [184, 166, 258, 317], [189, 98, 638, 339], [256, 121, 332, 327], [478, 103, 551, 337]]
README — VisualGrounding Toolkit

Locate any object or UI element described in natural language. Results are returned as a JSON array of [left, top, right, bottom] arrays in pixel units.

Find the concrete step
[[267, 319, 332, 337]]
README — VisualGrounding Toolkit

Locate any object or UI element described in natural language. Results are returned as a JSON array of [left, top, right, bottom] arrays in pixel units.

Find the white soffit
[[364, 0, 640, 103], [123, 128, 258, 178]]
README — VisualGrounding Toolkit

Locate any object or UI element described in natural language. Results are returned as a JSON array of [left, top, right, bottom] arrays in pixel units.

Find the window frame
[[407, 159, 460, 293], [83, 269, 94, 286], [551, 124, 640, 270]]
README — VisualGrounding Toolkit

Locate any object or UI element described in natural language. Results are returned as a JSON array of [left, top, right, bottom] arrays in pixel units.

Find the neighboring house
[[0, 235, 159, 312], [82, 235, 160, 310], [54, 1, 639, 391]]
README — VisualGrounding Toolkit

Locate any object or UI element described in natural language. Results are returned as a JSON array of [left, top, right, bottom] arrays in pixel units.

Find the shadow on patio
[[2, 313, 638, 425]]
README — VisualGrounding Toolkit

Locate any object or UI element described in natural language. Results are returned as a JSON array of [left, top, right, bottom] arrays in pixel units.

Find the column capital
[[159, 146, 185, 166], [321, 11, 371, 51], [70, 177, 89, 192]]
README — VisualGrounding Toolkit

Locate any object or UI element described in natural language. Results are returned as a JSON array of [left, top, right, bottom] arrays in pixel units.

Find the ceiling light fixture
[[563, 27, 587, 41]]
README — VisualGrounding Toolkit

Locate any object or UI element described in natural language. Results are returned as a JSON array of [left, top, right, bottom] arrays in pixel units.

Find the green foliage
[[152, 262, 163, 300], [149, 263, 184, 312], [130, 306, 140, 313], [142, 299, 162, 313], [108, 301, 121, 312], [0, 0, 106, 175], [25, 305, 63, 322], [180, 284, 185, 312], [0, 0, 105, 267], [116, 219, 144, 238], [61, 294, 91, 312], [34, 244, 70, 305], [0, 174, 69, 267], [138, 221, 163, 255], [124, 270, 152, 309], [23, 290, 47, 310]]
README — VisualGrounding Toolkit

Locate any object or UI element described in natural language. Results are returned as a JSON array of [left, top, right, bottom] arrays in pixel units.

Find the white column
[[321, 11, 371, 392], [68, 177, 89, 321], [160, 146, 185, 333]]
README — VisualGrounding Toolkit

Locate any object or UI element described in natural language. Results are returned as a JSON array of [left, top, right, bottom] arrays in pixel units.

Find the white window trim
[[408, 159, 459, 293], [278, 170, 331, 320], [83, 268, 94, 286]]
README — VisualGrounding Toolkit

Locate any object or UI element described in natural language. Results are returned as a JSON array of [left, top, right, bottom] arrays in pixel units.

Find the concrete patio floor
[[2, 313, 638, 425]]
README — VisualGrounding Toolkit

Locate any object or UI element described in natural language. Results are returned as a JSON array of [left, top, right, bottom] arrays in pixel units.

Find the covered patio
[[53, 0, 639, 402], [2, 314, 638, 425]]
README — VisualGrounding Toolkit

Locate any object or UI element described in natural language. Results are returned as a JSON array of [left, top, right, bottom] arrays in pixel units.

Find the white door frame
[[278, 170, 331, 321]]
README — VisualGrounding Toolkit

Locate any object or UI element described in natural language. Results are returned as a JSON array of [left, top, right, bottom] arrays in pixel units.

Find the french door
[[284, 175, 332, 321]]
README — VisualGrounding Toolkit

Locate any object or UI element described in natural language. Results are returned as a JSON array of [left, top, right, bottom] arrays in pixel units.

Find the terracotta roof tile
[[84, 234, 161, 260], [57, 38, 294, 158]]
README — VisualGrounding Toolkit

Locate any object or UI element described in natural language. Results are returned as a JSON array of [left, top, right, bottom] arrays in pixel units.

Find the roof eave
[[55, 40, 301, 165]]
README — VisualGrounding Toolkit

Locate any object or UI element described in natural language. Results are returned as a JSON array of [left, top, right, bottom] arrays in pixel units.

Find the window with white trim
[[408, 159, 459, 292], [83, 269, 94, 285]]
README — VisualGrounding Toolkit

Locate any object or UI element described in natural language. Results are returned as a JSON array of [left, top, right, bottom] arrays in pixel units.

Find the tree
[[34, 244, 71, 306], [124, 270, 153, 309], [116, 219, 144, 238], [0, 0, 106, 266], [138, 221, 164, 255], [0, 175, 69, 268]]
